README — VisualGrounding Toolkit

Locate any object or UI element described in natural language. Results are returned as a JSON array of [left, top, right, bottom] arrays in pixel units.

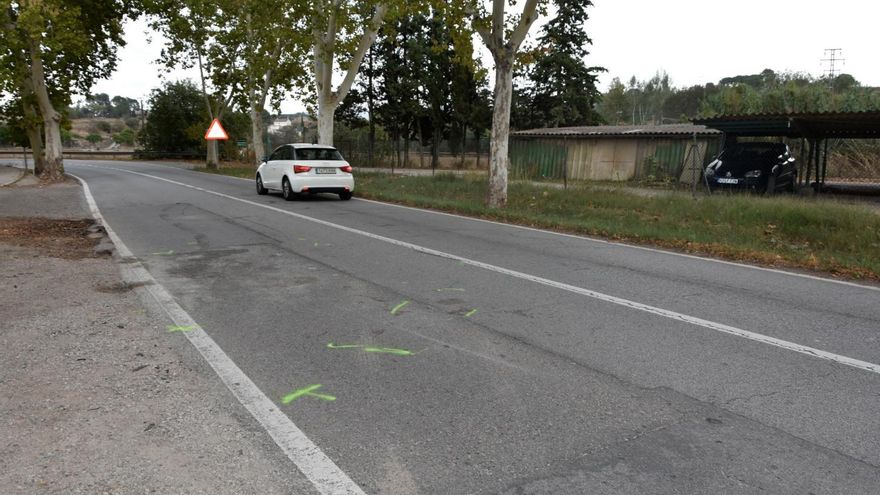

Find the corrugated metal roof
[[512, 124, 720, 138], [693, 111, 880, 138]]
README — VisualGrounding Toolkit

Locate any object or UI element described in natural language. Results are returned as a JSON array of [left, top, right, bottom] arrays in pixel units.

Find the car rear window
[[295, 148, 344, 161]]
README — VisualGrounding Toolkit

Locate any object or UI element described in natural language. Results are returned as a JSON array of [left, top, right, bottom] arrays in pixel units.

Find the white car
[[255, 143, 354, 201]]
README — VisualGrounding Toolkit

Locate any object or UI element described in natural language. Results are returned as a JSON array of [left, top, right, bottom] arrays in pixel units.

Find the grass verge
[[354, 172, 880, 281], [195, 167, 880, 281]]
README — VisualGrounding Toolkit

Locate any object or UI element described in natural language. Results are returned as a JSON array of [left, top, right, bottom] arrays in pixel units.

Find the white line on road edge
[[74, 165, 880, 376], [70, 174, 367, 495]]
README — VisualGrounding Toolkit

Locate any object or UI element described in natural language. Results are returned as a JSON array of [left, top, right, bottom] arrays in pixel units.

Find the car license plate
[[717, 178, 738, 184], [316, 168, 336, 174]]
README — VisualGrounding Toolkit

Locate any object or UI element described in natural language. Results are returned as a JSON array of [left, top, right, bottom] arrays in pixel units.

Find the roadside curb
[[0, 165, 26, 187]]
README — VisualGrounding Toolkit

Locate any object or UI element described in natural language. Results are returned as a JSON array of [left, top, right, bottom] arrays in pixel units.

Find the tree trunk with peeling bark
[[475, 0, 540, 208], [251, 105, 266, 161], [487, 57, 514, 207], [28, 42, 64, 180], [24, 121, 44, 176], [20, 93, 45, 175], [312, 5, 388, 146], [316, 98, 335, 145]]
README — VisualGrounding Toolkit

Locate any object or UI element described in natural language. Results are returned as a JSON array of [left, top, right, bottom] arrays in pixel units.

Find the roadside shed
[[693, 111, 880, 189], [509, 124, 722, 182]]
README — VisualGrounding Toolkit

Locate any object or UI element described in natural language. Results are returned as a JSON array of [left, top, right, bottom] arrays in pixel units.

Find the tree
[[310, 2, 389, 145], [516, 0, 604, 129], [236, 0, 309, 165], [149, 0, 247, 168], [139, 81, 207, 154], [596, 77, 627, 124], [411, 12, 454, 170], [1, 0, 136, 179], [471, 0, 542, 208], [373, 17, 422, 166]]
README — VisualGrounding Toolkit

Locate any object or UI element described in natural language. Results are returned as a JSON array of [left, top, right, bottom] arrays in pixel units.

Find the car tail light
[[339, 165, 352, 173], [294, 165, 311, 173]]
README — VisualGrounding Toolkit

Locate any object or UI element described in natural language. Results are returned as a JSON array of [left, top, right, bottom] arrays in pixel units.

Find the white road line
[[73, 165, 880, 376], [71, 159, 880, 293], [70, 173, 367, 495]]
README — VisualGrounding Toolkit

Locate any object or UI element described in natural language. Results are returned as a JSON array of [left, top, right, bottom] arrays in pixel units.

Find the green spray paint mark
[[298, 237, 307, 241], [167, 325, 196, 333], [314, 242, 319, 247], [281, 384, 336, 404], [326, 343, 363, 350], [363, 346, 417, 356], [436, 288, 466, 292], [390, 300, 410, 315], [327, 342, 421, 356], [464, 309, 478, 317], [152, 250, 174, 256]]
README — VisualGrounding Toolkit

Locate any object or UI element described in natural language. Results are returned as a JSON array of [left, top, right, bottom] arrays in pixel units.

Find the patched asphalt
[[68, 160, 880, 494]]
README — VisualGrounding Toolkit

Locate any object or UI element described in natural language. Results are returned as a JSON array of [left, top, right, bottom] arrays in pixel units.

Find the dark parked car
[[705, 142, 797, 194]]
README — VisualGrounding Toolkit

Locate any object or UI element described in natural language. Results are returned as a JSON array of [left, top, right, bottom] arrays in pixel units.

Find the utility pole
[[821, 48, 845, 86]]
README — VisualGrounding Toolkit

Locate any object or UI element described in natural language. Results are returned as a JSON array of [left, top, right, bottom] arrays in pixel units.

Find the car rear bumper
[[288, 175, 355, 193]]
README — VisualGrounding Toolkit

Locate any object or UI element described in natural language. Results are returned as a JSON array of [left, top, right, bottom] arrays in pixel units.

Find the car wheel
[[765, 175, 776, 195], [787, 172, 797, 193], [339, 191, 352, 201], [282, 178, 295, 201], [256, 175, 268, 195]]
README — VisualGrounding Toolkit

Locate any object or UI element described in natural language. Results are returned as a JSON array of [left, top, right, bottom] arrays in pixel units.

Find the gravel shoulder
[[0, 179, 315, 494]]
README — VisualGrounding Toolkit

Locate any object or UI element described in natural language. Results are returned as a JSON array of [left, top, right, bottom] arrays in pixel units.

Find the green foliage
[[113, 128, 136, 146], [69, 94, 142, 119], [139, 80, 208, 153], [513, 0, 605, 129], [598, 68, 880, 124], [86, 133, 102, 144], [700, 72, 880, 116]]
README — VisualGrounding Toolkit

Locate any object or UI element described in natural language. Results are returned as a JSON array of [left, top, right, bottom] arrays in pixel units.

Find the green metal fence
[[509, 139, 568, 180]]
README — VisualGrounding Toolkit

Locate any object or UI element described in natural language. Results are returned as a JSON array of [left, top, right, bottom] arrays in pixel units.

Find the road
[[68, 160, 880, 494]]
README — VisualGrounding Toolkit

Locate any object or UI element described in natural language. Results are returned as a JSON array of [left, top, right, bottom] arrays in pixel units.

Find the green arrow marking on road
[[167, 325, 196, 333], [464, 309, 478, 317], [281, 384, 336, 404], [390, 300, 410, 315], [326, 343, 363, 350], [327, 342, 420, 356], [363, 346, 417, 356]]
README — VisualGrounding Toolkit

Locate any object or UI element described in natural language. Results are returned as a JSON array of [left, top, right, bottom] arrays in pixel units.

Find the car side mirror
[[262, 156, 269, 163]]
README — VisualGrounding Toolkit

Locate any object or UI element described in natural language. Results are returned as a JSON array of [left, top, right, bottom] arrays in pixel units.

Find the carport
[[694, 111, 880, 191]]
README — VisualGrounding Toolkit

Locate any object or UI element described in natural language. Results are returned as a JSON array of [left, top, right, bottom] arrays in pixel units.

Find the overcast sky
[[90, 0, 879, 114]]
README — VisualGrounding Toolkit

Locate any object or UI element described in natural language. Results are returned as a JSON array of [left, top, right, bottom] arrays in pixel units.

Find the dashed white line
[[71, 173, 367, 495], [72, 165, 880, 376]]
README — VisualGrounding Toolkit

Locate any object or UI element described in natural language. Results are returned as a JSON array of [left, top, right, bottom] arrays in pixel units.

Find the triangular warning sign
[[205, 118, 229, 140]]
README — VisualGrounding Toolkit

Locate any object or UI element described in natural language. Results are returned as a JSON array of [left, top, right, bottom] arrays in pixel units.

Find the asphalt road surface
[[68, 160, 880, 494]]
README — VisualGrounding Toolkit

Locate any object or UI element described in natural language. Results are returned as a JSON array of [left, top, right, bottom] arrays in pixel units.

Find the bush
[[96, 121, 112, 133], [86, 133, 102, 145], [113, 128, 135, 146]]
